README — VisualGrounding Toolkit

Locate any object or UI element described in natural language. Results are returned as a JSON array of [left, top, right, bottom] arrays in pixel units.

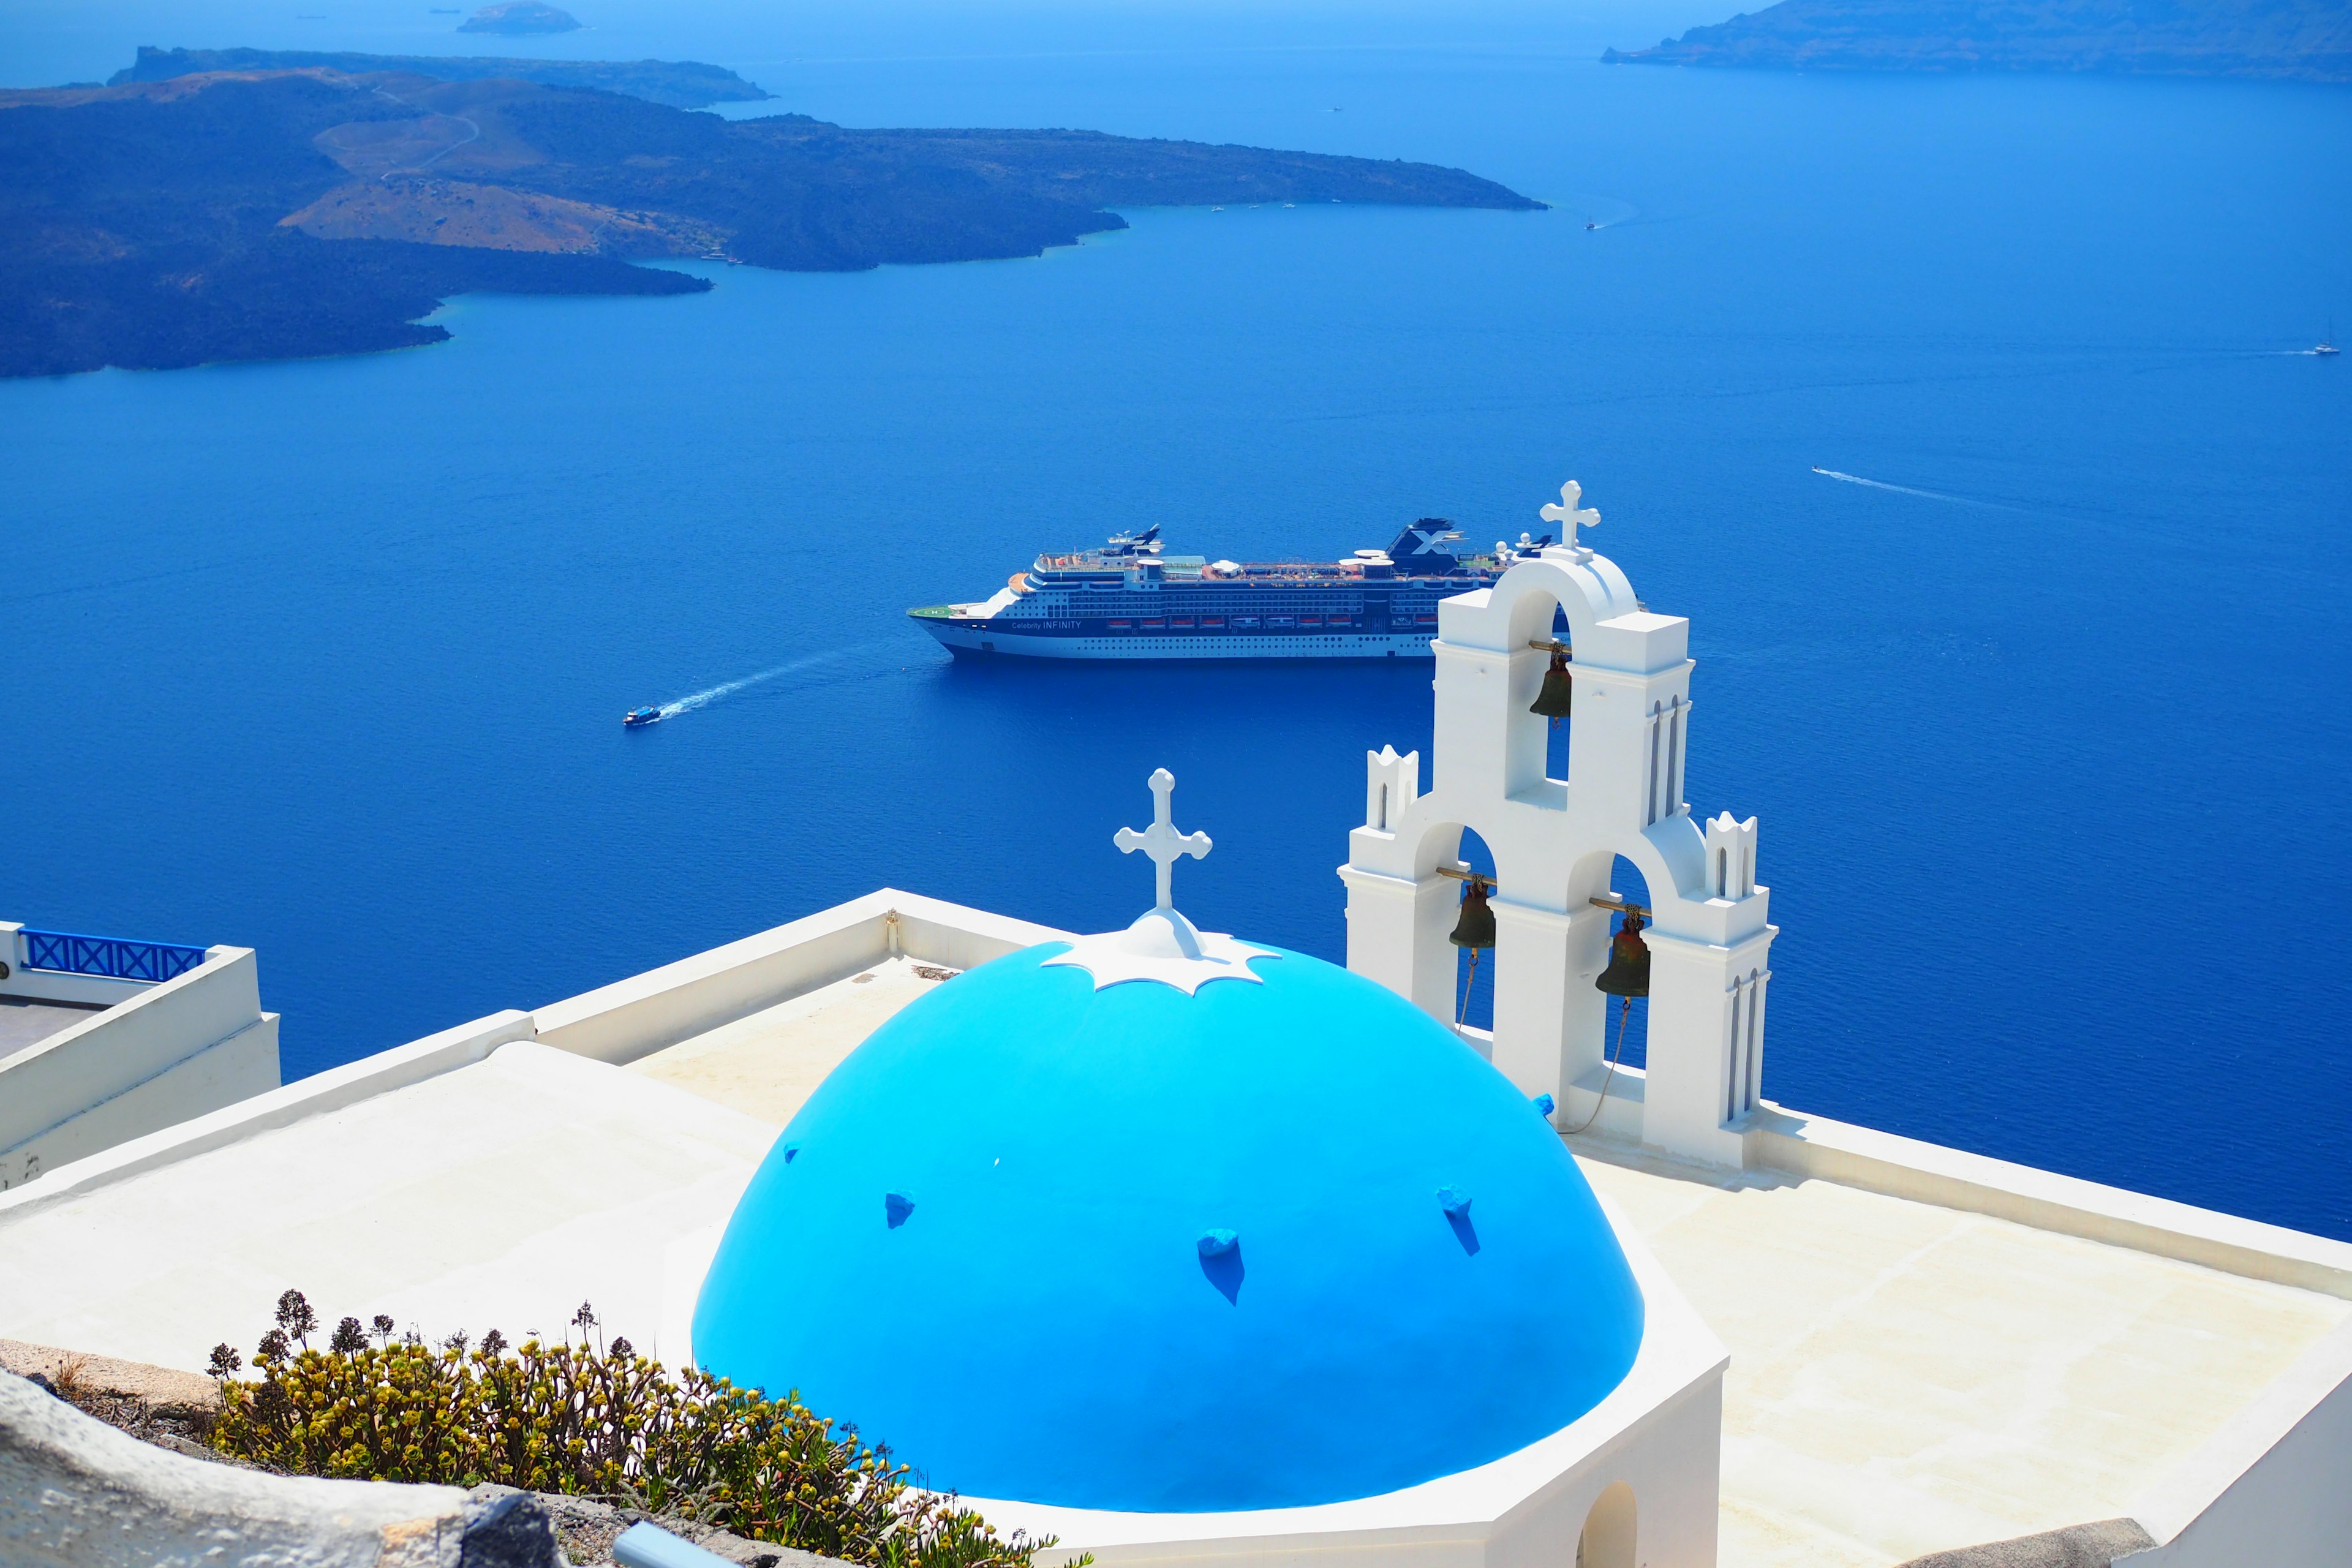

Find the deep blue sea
[[4, 1, 2348, 1238]]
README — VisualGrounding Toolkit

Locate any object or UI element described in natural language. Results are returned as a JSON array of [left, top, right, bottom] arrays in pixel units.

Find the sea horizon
[[2, 4, 2348, 1239]]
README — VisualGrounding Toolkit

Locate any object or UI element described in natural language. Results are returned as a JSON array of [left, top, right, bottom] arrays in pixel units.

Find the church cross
[[1115, 768, 1212, 912], [1539, 480, 1601, 552]]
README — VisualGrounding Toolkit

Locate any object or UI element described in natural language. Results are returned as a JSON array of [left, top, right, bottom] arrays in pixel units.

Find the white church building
[[1, 484, 2345, 1568]]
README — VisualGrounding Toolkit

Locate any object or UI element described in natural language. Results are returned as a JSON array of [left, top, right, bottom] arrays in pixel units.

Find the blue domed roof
[[692, 938, 1643, 1514]]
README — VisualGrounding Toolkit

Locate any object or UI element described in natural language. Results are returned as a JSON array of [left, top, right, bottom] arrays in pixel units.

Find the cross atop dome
[[1539, 480, 1601, 559], [1116, 768, 1212, 913], [1043, 767, 1273, 995]]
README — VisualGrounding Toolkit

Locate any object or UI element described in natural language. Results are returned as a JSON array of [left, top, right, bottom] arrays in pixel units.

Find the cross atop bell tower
[[1539, 480, 1602, 560], [1116, 768, 1212, 913]]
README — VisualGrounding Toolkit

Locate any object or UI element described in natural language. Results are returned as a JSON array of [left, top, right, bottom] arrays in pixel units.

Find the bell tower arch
[[1339, 481, 1777, 1167]]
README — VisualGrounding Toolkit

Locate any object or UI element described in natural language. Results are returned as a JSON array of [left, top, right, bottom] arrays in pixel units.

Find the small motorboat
[[1586, 221, 1598, 230], [623, 706, 662, 728]]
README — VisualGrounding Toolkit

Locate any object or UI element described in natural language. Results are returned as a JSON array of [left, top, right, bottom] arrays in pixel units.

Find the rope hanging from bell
[[1565, 906, 1651, 1136], [1450, 877, 1494, 1032]]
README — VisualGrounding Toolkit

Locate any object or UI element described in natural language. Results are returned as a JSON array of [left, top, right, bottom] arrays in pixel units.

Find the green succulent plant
[[212, 1292, 1074, 1568]]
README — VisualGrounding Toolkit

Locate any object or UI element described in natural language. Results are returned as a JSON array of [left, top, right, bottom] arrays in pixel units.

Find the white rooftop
[[1, 894, 2343, 1567]]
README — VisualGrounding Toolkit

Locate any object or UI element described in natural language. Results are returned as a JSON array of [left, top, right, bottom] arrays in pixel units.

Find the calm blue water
[[4, 2, 2348, 1239]]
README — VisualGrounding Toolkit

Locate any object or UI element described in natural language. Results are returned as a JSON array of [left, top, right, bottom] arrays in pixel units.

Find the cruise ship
[[909, 521, 1553, 660]]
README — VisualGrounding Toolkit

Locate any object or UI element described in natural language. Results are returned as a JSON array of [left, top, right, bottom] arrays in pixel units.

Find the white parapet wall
[[533, 889, 1068, 1067], [2119, 1316, 2352, 1567], [0, 891, 1052, 1222], [0, 938, 279, 1191], [1740, 1104, 2352, 1300]]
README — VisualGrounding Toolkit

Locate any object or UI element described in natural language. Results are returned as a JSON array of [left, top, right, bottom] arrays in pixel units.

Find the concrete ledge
[[0, 889, 1067, 1223], [0, 1010, 535, 1224], [9, 1012, 280, 1182], [0, 1340, 221, 1420], [888, 892, 1073, 974], [1744, 1105, 2352, 1298], [1559, 1058, 1645, 1142], [2119, 1314, 2352, 1566], [0, 946, 271, 1156], [533, 889, 1068, 1067]]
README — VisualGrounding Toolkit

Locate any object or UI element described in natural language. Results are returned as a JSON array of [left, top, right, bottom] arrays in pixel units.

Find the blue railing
[[22, 929, 209, 983]]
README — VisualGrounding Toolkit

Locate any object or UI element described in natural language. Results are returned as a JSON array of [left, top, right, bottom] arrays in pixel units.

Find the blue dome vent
[[693, 772, 1644, 1513]]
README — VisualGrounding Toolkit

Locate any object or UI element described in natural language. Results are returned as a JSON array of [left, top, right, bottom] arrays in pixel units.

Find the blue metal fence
[[21, 929, 209, 983]]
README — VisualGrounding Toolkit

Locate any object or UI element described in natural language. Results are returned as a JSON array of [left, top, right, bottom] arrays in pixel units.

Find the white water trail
[[1811, 466, 2049, 519], [656, 649, 843, 718], [1809, 466, 1971, 504]]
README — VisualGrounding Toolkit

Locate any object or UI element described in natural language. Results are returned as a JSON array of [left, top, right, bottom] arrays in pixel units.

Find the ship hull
[[914, 616, 1433, 662]]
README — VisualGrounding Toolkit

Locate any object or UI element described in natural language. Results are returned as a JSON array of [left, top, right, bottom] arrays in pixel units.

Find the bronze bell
[[1529, 650, 1574, 724], [1449, 880, 1496, 950], [1594, 908, 1650, 998]]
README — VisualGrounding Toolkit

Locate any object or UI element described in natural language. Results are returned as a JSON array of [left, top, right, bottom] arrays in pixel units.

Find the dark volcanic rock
[[1604, 0, 2352, 81], [0, 69, 1540, 377], [110, 46, 771, 107], [0, 75, 707, 377]]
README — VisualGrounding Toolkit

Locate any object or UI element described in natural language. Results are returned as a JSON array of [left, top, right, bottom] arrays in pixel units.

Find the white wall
[[533, 889, 1068, 1066], [0, 946, 279, 1189], [1743, 1104, 2352, 1299], [2119, 1317, 2352, 1568]]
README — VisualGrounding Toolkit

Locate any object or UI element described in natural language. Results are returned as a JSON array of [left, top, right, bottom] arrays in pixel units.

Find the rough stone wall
[[1899, 1519, 2158, 1568], [0, 1369, 557, 1567]]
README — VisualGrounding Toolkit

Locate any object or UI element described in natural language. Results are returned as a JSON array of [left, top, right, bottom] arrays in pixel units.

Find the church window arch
[[1574, 1481, 1636, 1568], [1501, 590, 1577, 798], [1450, 826, 1500, 1039]]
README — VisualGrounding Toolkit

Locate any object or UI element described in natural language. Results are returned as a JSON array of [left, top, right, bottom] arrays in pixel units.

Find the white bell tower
[[1338, 482, 1776, 1167]]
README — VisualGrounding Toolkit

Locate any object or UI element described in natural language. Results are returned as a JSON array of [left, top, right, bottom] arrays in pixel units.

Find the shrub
[[210, 1293, 1070, 1568]]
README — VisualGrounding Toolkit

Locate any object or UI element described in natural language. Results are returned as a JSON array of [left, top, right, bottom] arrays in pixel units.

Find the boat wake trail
[[657, 650, 843, 719], [1809, 467, 1973, 504]]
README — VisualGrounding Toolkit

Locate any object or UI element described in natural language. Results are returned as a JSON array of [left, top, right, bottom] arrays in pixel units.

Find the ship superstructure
[[909, 521, 1555, 660]]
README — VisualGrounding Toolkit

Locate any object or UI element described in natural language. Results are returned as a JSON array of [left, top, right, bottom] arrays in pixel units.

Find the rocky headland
[[1604, 0, 2352, 81], [110, 47, 772, 108], [0, 62, 1541, 379]]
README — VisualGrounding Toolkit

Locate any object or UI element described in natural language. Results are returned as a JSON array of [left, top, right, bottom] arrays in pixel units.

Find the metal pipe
[[1435, 868, 1650, 919], [1420, 870, 1646, 921]]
